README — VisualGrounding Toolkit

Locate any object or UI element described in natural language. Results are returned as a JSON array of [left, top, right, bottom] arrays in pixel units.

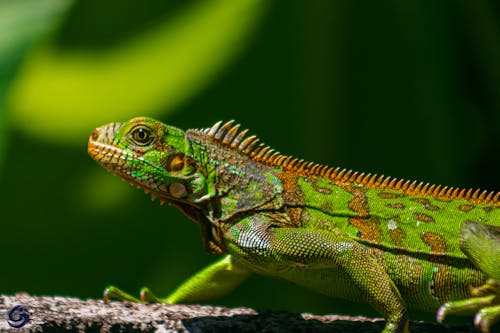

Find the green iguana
[[88, 117, 499, 333]]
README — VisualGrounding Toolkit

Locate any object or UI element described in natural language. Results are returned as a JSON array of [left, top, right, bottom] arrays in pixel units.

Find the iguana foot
[[437, 279, 500, 333], [103, 285, 166, 303]]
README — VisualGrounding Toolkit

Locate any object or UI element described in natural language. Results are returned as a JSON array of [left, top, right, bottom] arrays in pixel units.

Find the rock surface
[[0, 294, 477, 332]]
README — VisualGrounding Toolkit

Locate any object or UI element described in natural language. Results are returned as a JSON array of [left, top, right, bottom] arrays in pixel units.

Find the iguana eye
[[131, 126, 153, 145]]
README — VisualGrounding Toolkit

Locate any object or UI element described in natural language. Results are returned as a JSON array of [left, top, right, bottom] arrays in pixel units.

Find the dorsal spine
[[192, 120, 499, 205]]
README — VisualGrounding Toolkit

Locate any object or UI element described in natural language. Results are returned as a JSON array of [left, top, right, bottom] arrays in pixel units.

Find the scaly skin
[[88, 117, 500, 333]]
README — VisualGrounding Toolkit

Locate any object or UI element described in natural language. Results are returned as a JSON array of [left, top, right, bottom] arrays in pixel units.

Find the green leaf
[[7, 0, 267, 144], [0, 0, 71, 173]]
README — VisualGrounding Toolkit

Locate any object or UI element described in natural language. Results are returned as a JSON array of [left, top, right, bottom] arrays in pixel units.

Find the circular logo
[[7, 305, 29, 328]]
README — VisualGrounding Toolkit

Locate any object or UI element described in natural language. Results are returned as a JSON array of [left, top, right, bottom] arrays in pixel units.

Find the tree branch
[[0, 294, 476, 332]]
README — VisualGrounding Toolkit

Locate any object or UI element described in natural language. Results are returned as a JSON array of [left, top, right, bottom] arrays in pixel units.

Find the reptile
[[87, 117, 499, 333]]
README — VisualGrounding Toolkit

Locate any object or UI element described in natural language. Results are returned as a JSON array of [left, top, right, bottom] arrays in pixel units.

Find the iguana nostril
[[91, 128, 100, 141]]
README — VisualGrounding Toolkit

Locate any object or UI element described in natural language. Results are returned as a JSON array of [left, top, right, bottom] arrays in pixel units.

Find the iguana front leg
[[104, 254, 250, 304], [437, 220, 500, 333], [225, 214, 409, 333]]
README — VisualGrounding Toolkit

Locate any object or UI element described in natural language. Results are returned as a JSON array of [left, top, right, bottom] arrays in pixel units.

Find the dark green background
[[1, 0, 499, 319]]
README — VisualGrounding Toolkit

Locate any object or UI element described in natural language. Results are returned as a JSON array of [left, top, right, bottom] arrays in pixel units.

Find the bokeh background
[[1, 0, 499, 319]]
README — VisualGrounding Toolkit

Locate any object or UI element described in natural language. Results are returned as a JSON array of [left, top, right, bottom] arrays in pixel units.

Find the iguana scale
[[88, 117, 500, 333]]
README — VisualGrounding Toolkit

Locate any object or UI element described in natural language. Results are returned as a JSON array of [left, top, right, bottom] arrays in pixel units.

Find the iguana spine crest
[[194, 120, 499, 205]]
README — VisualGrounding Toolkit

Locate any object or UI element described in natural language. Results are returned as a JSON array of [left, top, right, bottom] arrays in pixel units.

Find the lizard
[[87, 116, 500, 333]]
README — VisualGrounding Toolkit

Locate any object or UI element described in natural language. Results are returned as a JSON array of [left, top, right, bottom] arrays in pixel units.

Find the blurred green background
[[1, 0, 499, 319]]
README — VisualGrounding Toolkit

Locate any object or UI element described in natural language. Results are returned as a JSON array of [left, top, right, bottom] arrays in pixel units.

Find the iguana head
[[88, 117, 209, 206]]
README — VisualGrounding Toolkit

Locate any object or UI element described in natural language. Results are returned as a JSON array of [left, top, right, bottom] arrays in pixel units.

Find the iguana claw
[[475, 305, 500, 333], [140, 287, 163, 303], [103, 285, 142, 303]]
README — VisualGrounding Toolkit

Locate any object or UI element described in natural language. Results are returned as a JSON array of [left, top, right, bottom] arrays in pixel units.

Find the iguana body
[[88, 117, 500, 333]]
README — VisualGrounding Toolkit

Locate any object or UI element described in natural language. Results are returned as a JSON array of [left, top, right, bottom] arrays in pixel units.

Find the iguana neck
[[189, 130, 285, 214]]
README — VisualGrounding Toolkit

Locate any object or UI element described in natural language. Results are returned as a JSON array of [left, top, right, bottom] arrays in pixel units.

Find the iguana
[[88, 117, 500, 333]]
